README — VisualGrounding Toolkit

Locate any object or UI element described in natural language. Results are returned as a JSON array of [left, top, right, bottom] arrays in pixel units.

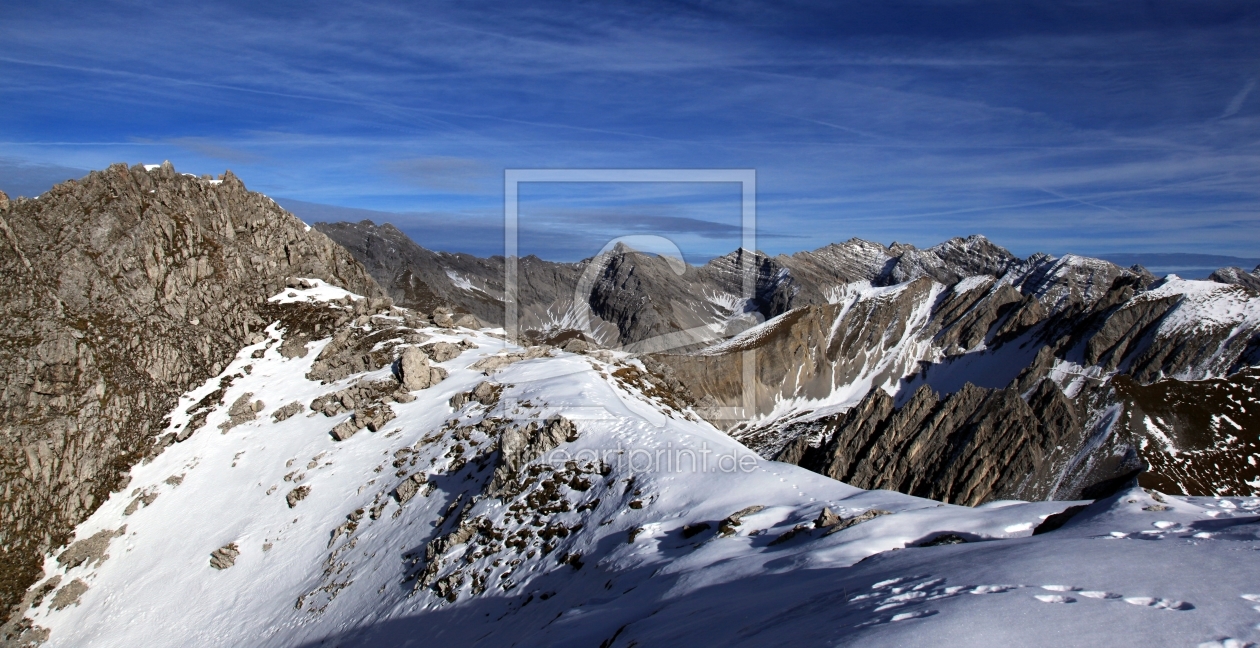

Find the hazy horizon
[[1, 160, 1257, 278]]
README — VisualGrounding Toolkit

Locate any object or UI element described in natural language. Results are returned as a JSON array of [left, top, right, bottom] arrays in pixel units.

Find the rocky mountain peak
[[605, 241, 637, 256], [377, 220, 407, 236], [708, 246, 765, 267], [0, 162, 383, 626], [1208, 265, 1260, 291]]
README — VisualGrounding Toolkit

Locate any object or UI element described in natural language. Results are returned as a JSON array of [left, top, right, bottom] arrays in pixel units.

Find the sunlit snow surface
[[267, 278, 365, 305], [29, 286, 1260, 647], [1142, 276, 1260, 336]]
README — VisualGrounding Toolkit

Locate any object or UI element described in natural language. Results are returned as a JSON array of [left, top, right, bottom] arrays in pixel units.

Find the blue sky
[[1, 0, 1259, 264]]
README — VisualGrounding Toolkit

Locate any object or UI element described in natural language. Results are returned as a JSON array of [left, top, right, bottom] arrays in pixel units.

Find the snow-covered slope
[[21, 285, 1260, 647]]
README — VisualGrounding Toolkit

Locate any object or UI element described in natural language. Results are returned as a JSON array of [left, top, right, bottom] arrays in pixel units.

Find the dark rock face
[[780, 381, 1083, 506], [313, 220, 508, 323], [0, 162, 382, 623], [1113, 368, 1260, 496]]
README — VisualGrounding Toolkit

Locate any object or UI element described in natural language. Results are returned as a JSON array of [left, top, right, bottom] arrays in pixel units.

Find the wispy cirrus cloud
[[1222, 77, 1257, 118], [166, 137, 262, 164], [1, 1, 1258, 259], [381, 156, 494, 193]]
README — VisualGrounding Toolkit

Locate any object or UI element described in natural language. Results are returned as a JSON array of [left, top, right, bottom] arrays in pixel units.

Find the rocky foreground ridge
[[0, 163, 382, 627], [9, 274, 1260, 648]]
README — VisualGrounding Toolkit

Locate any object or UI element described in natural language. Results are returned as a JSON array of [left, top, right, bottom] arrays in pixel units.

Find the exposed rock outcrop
[[219, 393, 263, 432], [286, 485, 311, 508], [209, 543, 240, 570], [776, 381, 1081, 505], [47, 580, 87, 612], [487, 417, 578, 497], [470, 346, 553, 373], [305, 304, 418, 384], [393, 473, 427, 505], [0, 162, 383, 623], [717, 505, 765, 536], [55, 527, 124, 571], [1209, 265, 1260, 291], [449, 381, 503, 410], [271, 402, 303, 423], [422, 340, 476, 363]]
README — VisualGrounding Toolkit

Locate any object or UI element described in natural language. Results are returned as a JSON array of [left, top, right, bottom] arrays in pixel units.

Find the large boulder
[[452, 313, 481, 329], [422, 341, 472, 363], [432, 308, 455, 328], [398, 347, 433, 390]]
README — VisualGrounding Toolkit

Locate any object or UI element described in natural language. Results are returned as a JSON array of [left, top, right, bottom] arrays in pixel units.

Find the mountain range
[[1, 165, 1258, 646], [318, 219, 1260, 503]]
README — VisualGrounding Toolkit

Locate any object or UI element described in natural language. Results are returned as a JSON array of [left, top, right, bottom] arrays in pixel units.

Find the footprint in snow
[[855, 609, 940, 628], [851, 576, 975, 628], [857, 577, 1112, 627], [890, 610, 937, 622], [1124, 597, 1194, 611], [969, 584, 1018, 594], [1197, 640, 1255, 648], [870, 577, 910, 589], [1078, 591, 1123, 600], [1031, 585, 1189, 609]]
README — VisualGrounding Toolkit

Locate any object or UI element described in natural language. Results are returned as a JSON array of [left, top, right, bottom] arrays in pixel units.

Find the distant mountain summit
[[317, 222, 1027, 348]]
